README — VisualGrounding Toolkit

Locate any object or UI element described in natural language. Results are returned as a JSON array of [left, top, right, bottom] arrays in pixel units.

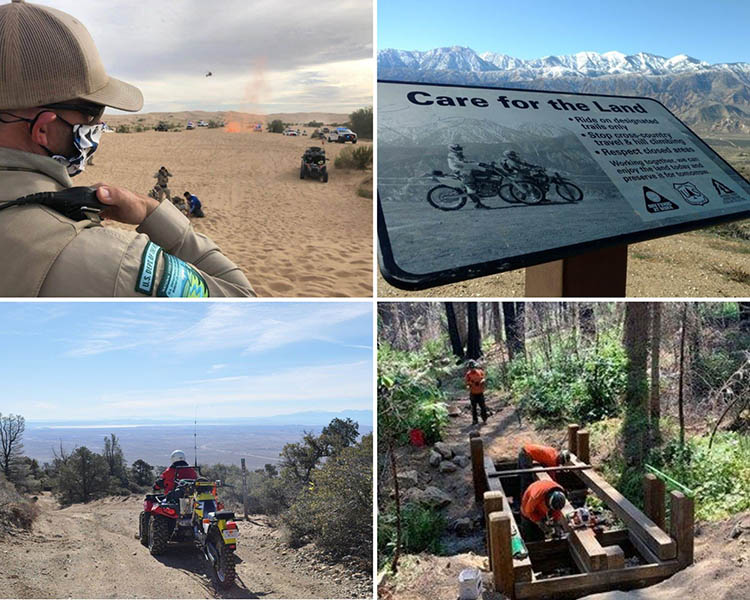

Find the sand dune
[[76, 128, 373, 297]]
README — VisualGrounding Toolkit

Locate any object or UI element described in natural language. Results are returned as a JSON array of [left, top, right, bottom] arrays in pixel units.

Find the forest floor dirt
[[378, 382, 750, 600], [0, 493, 371, 599]]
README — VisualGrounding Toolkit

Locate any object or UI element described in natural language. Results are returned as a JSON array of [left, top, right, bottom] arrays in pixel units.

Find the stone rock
[[439, 460, 458, 473], [453, 517, 473, 536], [422, 486, 453, 508], [434, 441, 454, 459], [396, 469, 419, 489], [429, 449, 442, 467], [447, 404, 462, 417], [401, 487, 426, 504], [452, 455, 470, 468]]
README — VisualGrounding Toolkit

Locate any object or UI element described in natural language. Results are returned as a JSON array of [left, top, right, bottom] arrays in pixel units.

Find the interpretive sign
[[378, 80, 750, 290]]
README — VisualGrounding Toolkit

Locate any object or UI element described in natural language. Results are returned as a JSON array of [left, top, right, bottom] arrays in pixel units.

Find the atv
[[300, 146, 329, 183], [139, 478, 239, 589]]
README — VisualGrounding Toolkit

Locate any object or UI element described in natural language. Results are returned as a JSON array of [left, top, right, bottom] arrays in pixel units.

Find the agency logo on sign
[[712, 178, 746, 204], [672, 181, 709, 206], [643, 186, 679, 213]]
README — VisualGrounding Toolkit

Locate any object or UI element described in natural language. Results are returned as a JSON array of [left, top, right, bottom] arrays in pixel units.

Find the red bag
[[410, 428, 426, 447]]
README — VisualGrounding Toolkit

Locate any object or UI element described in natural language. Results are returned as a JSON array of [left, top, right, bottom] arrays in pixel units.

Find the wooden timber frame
[[470, 427, 694, 599]]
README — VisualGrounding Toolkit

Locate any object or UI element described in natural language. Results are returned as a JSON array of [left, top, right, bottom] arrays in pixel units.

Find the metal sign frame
[[377, 79, 750, 291]]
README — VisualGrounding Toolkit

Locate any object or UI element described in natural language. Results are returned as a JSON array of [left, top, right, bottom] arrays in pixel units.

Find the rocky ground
[[0, 493, 371, 599]]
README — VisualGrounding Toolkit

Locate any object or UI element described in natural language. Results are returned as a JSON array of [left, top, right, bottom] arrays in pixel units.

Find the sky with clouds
[[0, 302, 373, 421], [42, 0, 373, 114]]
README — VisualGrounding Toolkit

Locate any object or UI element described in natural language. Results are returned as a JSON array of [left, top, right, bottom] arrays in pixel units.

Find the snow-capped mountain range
[[378, 47, 750, 133]]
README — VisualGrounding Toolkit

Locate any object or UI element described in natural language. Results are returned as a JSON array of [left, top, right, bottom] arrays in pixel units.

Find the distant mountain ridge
[[378, 46, 750, 133]]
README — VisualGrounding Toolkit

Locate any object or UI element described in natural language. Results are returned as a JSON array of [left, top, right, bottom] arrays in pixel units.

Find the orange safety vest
[[521, 480, 564, 523]]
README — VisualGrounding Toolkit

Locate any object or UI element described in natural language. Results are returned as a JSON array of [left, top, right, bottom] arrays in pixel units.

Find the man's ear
[[29, 111, 57, 147]]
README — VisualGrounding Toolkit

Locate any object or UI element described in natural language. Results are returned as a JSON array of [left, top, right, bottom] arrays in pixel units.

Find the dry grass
[[0, 476, 39, 534]]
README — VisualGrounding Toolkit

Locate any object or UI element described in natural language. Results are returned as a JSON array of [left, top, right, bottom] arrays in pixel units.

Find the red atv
[[138, 478, 239, 589]]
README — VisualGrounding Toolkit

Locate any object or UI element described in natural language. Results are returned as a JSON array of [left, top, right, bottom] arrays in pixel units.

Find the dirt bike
[[426, 164, 544, 211], [528, 169, 584, 203], [139, 478, 239, 589]]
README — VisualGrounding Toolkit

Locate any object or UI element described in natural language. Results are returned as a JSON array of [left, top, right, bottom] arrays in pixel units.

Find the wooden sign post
[[241, 458, 248, 521]]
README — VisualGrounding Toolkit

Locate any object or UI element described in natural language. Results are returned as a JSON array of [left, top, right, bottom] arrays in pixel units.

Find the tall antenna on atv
[[194, 404, 198, 469]]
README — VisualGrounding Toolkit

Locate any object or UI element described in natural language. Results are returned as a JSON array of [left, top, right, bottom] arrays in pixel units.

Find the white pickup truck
[[327, 127, 357, 143]]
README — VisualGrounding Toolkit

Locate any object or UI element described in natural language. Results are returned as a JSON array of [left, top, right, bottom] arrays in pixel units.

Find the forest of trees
[[378, 301, 750, 568]]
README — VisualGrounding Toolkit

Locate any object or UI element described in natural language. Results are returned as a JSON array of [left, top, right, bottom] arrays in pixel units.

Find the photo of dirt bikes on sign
[[378, 116, 643, 275]]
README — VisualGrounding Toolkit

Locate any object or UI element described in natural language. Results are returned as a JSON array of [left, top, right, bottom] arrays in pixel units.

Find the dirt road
[[0, 493, 371, 599]]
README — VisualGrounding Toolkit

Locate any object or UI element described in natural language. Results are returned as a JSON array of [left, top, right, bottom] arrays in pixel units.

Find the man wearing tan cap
[[0, 0, 255, 296]]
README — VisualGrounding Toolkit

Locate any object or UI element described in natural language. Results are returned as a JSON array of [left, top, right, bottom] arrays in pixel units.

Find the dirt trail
[[0, 493, 370, 599], [380, 386, 750, 600]]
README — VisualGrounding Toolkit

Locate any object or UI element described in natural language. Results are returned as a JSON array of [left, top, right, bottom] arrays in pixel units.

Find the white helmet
[[170, 450, 186, 463]]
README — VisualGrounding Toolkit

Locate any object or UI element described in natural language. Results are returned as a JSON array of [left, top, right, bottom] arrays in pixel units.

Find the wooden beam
[[576, 430, 590, 464], [567, 424, 580, 456], [488, 465, 592, 478], [670, 491, 694, 568], [484, 457, 534, 582], [484, 491, 504, 571], [471, 436, 487, 502], [515, 560, 681, 599], [604, 545, 625, 569], [572, 458, 676, 560], [489, 511, 515, 598], [568, 529, 608, 571], [644, 474, 666, 530]]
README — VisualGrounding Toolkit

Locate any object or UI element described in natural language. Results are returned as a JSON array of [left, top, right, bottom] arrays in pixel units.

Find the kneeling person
[[520, 479, 567, 541]]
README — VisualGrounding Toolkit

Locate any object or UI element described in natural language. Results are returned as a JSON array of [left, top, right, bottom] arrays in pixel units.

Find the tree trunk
[[503, 302, 525, 360], [740, 302, 750, 331], [623, 302, 650, 467], [445, 302, 465, 359], [388, 440, 401, 572], [467, 303, 482, 360], [678, 304, 687, 450], [492, 303, 502, 344], [579, 303, 596, 344], [650, 303, 661, 445]]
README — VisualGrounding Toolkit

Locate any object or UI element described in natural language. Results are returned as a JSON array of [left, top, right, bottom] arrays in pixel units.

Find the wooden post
[[484, 491, 504, 570], [669, 491, 694, 568], [576, 430, 590, 464], [471, 436, 487, 503], [643, 474, 666, 530], [568, 424, 580, 456], [241, 458, 248, 521], [489, 511, 514, 598], [524, 245, 628, 297]]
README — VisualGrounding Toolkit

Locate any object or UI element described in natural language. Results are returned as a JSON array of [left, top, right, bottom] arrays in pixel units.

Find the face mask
[[43, 116, 103, 177], [0, 111, 104, 177]]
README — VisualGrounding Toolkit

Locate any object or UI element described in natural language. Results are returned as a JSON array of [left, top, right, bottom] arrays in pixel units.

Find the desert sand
[[76, 127, 372, 297]]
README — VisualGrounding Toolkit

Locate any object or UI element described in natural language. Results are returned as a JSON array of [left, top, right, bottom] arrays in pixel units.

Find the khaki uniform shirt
[[0, 148, 255, 297], [155, 170, 171, 186]]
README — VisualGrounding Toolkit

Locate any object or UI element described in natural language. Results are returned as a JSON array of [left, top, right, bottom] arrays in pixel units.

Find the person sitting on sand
[[184, 191, 205, 218]]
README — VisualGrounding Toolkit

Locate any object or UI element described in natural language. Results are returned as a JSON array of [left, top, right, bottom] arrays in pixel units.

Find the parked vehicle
[[186, 121, 195, 130], [327, 127, 357, 143]]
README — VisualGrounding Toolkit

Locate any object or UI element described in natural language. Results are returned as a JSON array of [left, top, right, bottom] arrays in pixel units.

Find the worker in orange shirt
[[464, 360, 488, 425], [518, 444, 570, 498], [520, 479, 567, 541]]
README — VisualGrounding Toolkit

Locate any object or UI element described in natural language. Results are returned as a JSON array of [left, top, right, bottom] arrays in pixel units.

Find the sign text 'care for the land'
[[407, 91, 648, 114]]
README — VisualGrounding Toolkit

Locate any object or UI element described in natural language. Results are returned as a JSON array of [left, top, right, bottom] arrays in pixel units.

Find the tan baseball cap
[[0, 0, 143, 111]]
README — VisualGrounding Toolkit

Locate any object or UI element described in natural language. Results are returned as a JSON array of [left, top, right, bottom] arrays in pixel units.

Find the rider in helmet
[[447, 144, 490, 208], [153, 450, 198, 495], [502, 150, 540, 177]]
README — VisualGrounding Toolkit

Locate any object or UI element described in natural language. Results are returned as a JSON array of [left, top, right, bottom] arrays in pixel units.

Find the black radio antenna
[[194, 404, 198, 469]]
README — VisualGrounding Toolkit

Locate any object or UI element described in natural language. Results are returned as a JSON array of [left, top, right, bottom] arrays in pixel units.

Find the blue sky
[[0, 302, 373, 422], [378, 0, 750, 64]]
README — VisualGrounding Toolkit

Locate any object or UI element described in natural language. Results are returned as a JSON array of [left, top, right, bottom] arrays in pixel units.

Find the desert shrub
[[0, 474, 38, 533], [115, 124, 131, 133], [357, 175, 372, 199], [54, 446, 109, 505], [267, 119, 285, 133], [283, 435, 372, 558], [378, 501, 445, 562], [334, 145, 373, 170], [207, 120, 223, 128], [348, 106, 372, 140]]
